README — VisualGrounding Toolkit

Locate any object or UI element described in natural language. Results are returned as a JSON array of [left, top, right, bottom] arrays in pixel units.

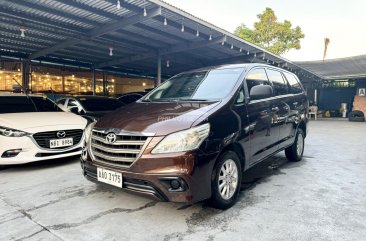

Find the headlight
[[0, 126, 29, 137], [151, 123, 210, 154], [84, 122, 96, 143]]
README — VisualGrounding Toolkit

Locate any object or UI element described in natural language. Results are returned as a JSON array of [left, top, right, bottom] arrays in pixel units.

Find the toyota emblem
[[106, 133, 117, 144], [56, 131, 66, 139]]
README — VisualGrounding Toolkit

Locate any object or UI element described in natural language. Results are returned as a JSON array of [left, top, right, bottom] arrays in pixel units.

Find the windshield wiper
[[176, 98, 210, 102]]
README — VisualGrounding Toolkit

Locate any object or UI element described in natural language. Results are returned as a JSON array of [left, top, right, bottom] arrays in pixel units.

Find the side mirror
[[250, 85, 273, 100], [69, 106, 80, 115]]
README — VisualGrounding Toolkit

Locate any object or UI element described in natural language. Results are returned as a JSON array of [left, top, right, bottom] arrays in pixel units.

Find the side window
[[266, 69, 289, 96], [284, 73, 303, 94], [67, 99, 79, 108], [235, 87, 245, 104], [57, 99, 66, 105], [245, 68, 270, 94]]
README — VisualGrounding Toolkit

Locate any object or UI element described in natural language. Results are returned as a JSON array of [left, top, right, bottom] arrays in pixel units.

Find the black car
[[81, 63, 309, 209], [56, 95, 124, 122]]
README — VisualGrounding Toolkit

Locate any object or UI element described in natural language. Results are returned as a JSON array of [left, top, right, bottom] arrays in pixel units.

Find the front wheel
[[210, 151, 242, 210], [285, 129, 305, 162]]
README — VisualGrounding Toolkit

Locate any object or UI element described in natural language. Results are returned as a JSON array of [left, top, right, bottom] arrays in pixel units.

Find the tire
[[210, 151, 242, 210], [285, 129, 305, 162], [349, 110, 365, 118], [349, 116, 365, 122]]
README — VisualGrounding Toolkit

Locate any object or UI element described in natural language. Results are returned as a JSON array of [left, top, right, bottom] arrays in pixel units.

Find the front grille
[[90, 130, 149, 168], [33, 129, 83, 149]]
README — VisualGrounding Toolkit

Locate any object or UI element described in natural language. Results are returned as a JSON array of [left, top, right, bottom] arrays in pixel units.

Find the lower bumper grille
[[90, 130, 150, 168], [33, 129, 83, 149]]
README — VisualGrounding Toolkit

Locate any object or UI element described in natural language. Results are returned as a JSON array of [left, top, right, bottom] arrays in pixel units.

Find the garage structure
[[0, 0, 321, 95], [297, 55, 366, 117]]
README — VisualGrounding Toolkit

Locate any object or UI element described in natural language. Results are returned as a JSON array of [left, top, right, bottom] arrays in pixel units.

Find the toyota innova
[[81, 63, 308, 209]]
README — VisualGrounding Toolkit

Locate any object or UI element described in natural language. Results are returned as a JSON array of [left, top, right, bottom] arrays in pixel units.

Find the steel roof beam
[[96, 35, 226, 68], [29, 7, 162, 60]]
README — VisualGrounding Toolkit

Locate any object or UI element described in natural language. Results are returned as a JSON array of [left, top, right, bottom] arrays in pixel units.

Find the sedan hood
[[0, 112, 87, 133], [95, 101, 220, 136]]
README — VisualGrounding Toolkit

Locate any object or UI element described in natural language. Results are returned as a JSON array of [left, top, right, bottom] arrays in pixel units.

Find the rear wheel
[[285, 129, 305, 162], [210, 151, 242, 210]]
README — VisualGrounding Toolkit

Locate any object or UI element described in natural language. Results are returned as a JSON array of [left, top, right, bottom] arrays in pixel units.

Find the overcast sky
[[163, 0, 366, 62]]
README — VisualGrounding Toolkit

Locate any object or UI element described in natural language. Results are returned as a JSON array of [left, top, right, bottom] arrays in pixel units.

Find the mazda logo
[[56, 131, 66, 139], [106, 133, 117, 144]]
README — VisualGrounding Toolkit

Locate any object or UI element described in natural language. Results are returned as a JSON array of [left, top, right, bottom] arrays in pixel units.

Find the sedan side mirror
[[250, 85, 273, 100], [69, 106, 80, 115]]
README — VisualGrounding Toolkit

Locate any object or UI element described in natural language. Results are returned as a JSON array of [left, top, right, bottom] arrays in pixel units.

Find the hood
[[0, 112, 87, 132], [95, 101, 220, 136]]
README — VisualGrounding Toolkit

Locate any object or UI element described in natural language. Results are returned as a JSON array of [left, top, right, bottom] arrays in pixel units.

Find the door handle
[[293, 102, 298, 106], [283, 106, 289, 110], [272, 107, 279, 112]]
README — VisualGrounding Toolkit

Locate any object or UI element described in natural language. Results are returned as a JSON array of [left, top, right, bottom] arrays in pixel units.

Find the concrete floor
[[1, 120, 365, 241]]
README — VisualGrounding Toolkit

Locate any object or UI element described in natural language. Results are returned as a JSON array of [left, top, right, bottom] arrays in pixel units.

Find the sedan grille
[[32, 129, 83, 149], [90, 130, 149, 168]]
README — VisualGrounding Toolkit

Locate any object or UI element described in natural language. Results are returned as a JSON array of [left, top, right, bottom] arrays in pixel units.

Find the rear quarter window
[[284, 72, 303, 94]]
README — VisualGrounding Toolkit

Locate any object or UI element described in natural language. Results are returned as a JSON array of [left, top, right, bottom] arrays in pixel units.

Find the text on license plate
[[97, 168, 122, 188], [49, 138, 73, 148]]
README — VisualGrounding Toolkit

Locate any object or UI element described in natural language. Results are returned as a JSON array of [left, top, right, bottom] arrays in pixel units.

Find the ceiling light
[[166, 60, 170, 68], [143, 7, 147, 17], [116, 0, 121, 9], [164, 17, 167, 26], [19, 26, 26, 38], [109, 47, 113, 56]]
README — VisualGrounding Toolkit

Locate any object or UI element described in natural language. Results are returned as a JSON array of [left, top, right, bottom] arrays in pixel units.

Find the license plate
[[97, 168, 122, 188], [49, 138, 73, 148]]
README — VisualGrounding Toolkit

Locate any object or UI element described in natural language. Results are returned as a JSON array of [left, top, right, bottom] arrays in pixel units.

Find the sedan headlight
[[0, 126, 30, 137], [151, 123, 210, 154], [84, 122, 96, 143]]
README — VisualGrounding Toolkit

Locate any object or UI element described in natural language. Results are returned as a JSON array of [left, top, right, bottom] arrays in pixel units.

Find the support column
[[102, 71, 108, 96], [156, 55, 161, 87], [62, 75, 65, 93], [92, 68, 96, 95], [21, 60, 30, 93]]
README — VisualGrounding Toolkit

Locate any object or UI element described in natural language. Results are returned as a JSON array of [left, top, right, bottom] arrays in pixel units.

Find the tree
[[234, 8, 305, 55]]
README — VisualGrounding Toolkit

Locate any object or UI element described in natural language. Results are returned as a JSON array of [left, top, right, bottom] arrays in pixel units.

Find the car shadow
[[0, 156, 79, 171]]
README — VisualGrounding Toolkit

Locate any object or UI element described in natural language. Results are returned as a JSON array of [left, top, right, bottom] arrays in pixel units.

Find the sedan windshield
[[144, 68, 245, 102], [0, 96, 62, 114], [79, 98, 124, 112]]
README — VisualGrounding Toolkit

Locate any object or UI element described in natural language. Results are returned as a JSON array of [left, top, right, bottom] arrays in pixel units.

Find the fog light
[[1, 149, 22, 158], [170, 180, 181, 189]]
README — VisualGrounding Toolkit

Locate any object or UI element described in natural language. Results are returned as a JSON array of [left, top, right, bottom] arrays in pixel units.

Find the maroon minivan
[[81, 64, 308, 209]]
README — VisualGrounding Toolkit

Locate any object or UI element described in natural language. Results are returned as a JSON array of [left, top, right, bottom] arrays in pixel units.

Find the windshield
[[79, 98, 124, 112], [0, 96, 62, 114], [144, 68, 244, 102]]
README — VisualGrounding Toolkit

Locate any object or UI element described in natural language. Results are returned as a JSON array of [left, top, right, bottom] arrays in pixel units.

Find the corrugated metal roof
[[296, 55, 366, 80], [0, 0, 321, 80]]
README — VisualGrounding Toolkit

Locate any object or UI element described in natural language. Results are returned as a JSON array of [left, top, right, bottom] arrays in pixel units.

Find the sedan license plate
[[49, 138, 73, 148], [97, 168, 122, 188]]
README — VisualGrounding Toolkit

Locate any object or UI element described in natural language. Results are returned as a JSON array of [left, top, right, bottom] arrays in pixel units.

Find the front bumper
[[81, 150, 219, 203], [0, 135, 83, 165]]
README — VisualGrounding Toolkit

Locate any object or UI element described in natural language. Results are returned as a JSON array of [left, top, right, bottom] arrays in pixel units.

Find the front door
[[244, 68, 280, 166]]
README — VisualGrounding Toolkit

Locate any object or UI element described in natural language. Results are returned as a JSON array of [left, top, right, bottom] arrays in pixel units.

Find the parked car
[[0, 93, 87, 165], [56, 95, 124, 122], [80, 64, 308, 209], [117, 92, 146, 105]]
